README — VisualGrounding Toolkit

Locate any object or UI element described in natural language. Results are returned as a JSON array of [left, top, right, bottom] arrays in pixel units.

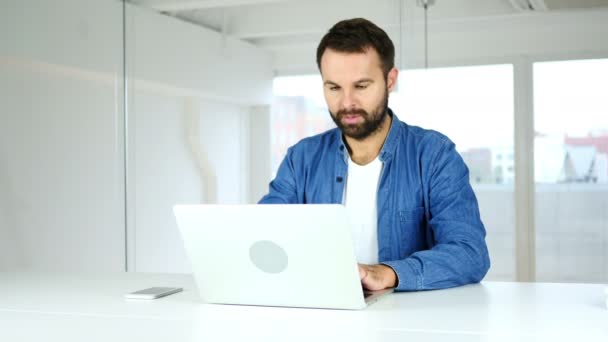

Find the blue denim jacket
[[259, 110, 490, 291]]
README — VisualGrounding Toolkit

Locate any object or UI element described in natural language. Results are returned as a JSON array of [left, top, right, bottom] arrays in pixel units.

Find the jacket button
[[336, 176, 343, 183]]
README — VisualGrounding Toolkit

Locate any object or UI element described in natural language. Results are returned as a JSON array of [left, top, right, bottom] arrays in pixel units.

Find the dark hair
[[316, 18, 395, 77]]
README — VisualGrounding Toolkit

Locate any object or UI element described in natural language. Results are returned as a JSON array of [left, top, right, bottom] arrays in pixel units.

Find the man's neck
[[345, 113, 392, 165]]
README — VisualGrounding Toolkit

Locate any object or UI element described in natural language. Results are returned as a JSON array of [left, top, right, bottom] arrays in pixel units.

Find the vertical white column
[[124, 1, 136, 272], [513, 58, 536, 282]]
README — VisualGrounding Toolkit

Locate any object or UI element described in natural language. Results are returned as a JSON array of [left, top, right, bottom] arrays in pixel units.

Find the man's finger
[[358, 265, 367, 280]]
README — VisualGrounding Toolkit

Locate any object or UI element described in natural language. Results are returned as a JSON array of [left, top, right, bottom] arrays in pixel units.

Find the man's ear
[[386, 67, 399, 92]]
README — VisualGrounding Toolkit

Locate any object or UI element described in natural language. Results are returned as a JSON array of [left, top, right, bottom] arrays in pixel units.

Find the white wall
[[0, 0, 274, 272], [400, 7, 608, 68], [0, 0, 125, 271], [249, 106, 272, 204], [127, 3, 272, 105], [130, 93, 252, 273], [126, 4, 273, 272]]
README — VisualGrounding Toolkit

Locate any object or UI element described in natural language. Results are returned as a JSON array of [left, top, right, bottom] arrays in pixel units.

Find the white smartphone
[[124, 287, 183, 300]]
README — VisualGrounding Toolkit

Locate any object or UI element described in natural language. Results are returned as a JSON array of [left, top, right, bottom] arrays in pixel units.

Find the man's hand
[[358, 263, 398, 291]]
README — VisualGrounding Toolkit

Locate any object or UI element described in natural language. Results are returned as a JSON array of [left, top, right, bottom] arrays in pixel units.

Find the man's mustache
[[336, 108, 368, 117]]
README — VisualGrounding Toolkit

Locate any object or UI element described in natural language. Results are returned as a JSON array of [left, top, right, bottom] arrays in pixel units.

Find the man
[[259, 18, 490, 291]]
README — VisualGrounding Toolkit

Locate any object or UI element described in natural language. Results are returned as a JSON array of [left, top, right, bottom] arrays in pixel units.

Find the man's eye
[[355, 84, 368, 89], [330, 86, 340, 91]]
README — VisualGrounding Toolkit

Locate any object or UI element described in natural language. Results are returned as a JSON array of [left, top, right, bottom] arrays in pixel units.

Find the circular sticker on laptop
[[249, 240, 288, 274]]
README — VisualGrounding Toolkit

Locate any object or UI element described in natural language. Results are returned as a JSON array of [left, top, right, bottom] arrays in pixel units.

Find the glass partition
[[0, 0, 125, 271]]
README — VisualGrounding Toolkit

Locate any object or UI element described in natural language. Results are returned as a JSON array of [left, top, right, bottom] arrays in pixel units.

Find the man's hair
[[316, 18, 395, 77]]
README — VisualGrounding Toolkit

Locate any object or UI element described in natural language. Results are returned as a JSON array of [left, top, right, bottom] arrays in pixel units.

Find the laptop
[[173, 204, 393, 310]]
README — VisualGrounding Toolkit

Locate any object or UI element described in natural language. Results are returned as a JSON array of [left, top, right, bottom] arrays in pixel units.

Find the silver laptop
[[173, 204, 393, 310]]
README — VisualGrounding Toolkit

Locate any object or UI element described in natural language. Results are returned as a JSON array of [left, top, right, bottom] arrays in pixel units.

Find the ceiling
[[128, 0, 608, 49], [127, 0, 608, 74]]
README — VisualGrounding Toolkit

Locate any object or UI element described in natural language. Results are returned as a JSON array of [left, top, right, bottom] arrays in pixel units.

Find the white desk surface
[[0, 272, 606, 341]]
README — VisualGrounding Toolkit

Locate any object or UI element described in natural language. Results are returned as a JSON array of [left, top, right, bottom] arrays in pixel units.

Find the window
[[271, 75, 334, 176], [534, 58, 608, 283]]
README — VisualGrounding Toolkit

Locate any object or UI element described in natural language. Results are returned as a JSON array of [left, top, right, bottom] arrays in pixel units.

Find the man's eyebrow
[[323, 78, 374, 86], [323, 80, 339, 86]]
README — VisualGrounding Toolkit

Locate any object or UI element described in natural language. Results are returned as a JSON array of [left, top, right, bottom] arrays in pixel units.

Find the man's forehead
[[320, 47, 381, 64], [320, 48, 383, 80]]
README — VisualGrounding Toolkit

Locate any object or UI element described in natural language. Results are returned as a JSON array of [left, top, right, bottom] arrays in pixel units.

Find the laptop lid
[[173, 204, 378, 310]]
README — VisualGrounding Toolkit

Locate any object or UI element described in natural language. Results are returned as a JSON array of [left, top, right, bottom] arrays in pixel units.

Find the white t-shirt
[[343, 156, 383, 265]]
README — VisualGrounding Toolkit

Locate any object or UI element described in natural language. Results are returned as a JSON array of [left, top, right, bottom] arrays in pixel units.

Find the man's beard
[[329, 91, 389, 141]]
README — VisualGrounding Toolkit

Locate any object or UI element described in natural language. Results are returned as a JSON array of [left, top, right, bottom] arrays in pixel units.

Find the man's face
[[320, 47, 397, 140]]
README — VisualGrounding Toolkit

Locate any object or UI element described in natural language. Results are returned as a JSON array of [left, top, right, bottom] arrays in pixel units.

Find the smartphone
[[124, 287, 183, 300]]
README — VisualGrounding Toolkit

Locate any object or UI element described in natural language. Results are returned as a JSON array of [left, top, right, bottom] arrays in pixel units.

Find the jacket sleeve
[[382, 138, 491, 291], [258, 147, 299, 204]]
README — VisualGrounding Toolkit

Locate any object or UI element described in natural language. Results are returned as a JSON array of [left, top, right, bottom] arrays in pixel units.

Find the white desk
[[0, 272, 606, 341]]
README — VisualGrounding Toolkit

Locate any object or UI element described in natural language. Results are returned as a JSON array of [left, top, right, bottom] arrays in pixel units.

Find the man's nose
[[341, 90, 357, 109]]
